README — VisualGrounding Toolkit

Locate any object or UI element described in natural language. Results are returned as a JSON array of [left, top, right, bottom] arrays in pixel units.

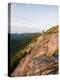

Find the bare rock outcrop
[[11, 25, 59, 76]]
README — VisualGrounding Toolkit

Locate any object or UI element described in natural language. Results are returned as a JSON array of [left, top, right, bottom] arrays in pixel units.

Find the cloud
[[10, 3, 58, 33]]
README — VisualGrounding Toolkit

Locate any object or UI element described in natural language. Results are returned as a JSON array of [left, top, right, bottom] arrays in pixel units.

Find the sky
[[10, 3, 58, 33]]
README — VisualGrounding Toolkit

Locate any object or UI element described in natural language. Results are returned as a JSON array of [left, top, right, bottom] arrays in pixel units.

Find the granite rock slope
[[11, 25, 58, 76]]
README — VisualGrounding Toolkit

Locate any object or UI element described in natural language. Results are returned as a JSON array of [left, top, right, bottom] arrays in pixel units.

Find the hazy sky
[[10, 3, 58, 33]]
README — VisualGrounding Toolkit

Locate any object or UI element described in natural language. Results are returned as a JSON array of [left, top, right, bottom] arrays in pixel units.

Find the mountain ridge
[[11, 25, 59, 76]]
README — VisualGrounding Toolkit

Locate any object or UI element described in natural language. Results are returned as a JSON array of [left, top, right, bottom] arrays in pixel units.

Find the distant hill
[[9, 33, 41, 55]]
